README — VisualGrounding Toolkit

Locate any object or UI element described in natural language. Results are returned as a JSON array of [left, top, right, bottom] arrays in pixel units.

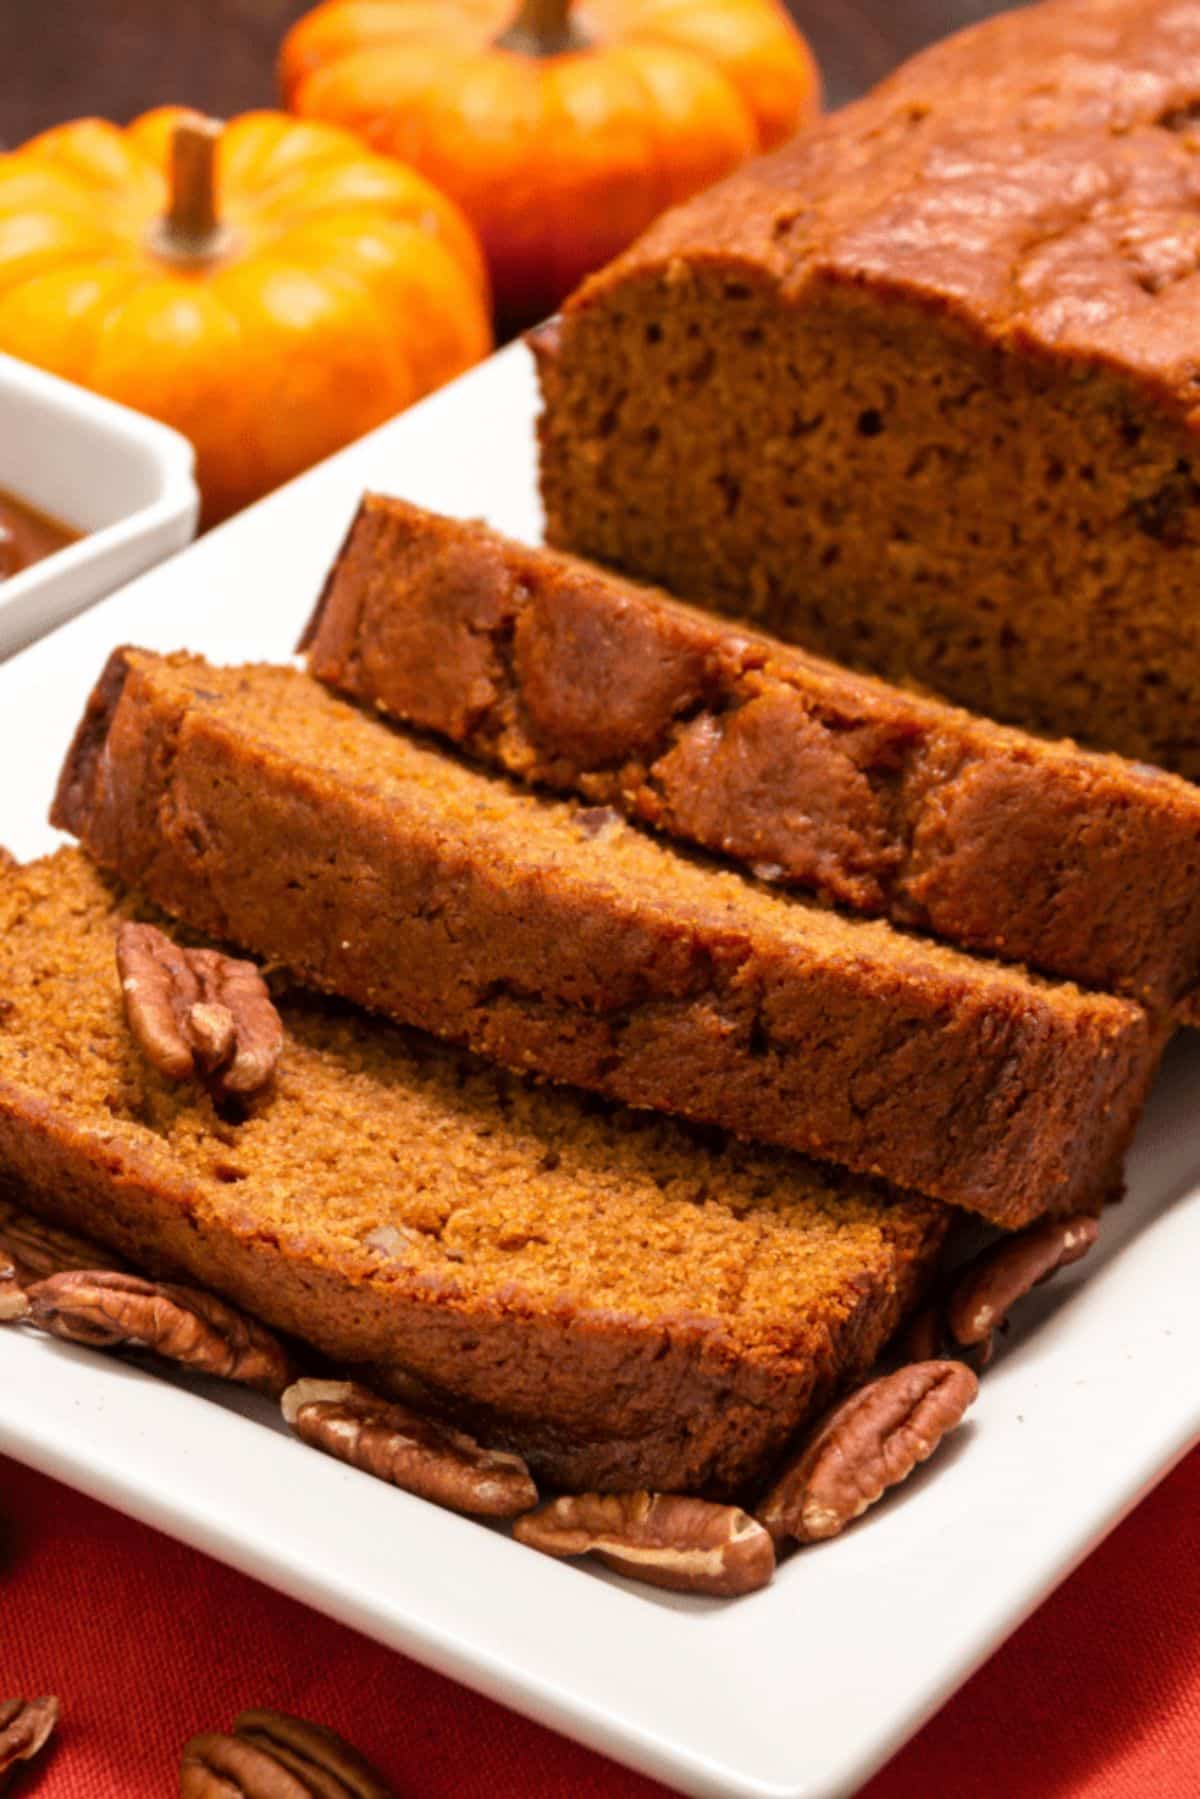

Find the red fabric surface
[[3, 1444, 1198, 1797]]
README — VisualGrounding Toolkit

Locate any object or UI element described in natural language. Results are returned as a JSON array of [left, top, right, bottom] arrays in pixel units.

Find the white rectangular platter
[[2, 342, 1200, 1799]]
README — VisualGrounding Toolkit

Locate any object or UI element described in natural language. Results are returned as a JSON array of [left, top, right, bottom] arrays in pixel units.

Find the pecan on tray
[[27, 1271, 295, 1397], [758, 1360, 979, 1546], [513, 1491, 775, 1597], [0, 1194, 125, 1323], [0, 1253, 28, 1324], [903, 1213, 1099, 1368], [117, 922, 283, 1098], [0, 1696, 59, 1794], [281, 1378, 537, 1518], [902, 1294, 997, 1370], [181, 1709, 392, 1798], [946, 1213, 1099, 1358], [901, 1299, 951, 1364]]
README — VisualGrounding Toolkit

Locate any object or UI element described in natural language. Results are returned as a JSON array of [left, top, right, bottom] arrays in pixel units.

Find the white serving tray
[[2, 342, 1199, 1799], [0, 353, 198, 659]]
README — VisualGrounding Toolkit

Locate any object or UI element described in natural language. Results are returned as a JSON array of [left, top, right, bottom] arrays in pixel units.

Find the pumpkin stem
[[147, 115, 237, 266], [495, 0, 589, 56]]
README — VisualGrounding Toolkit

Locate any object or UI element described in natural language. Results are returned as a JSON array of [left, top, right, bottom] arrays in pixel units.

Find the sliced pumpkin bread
[[304, 493, 1200, 1019], [52, 648, 1162, 1228], [0, 848, 947, 1496]]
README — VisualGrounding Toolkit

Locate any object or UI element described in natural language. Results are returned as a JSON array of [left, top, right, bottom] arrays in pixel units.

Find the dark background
[[3, 1, 1011, 143]]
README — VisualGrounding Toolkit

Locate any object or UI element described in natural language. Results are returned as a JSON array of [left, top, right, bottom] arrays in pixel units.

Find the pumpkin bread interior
[[304, 492, 1200, 1019], [535, 0, 1200, 779], [51, 649, 1161, 1228], [0, 847, 947, 1495]]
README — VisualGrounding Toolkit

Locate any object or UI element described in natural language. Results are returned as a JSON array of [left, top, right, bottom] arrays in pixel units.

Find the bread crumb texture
[[538, 0, 1200, 776]]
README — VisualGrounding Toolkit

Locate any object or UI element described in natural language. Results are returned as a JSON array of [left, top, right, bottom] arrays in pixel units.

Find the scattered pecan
[[901, 1301, 944, 1363], [0, 1696, 59, 1793], [234, 1711, 391, 1797], [947, 1214, 1099, 1355], [27, 1271, 295, 1397], [117, 922, 283, 1098], [0, 1254, 28, 1324], [901, 1299, 994, 1371], [181, 1711, 392, 1798], [349, 1359, 441, 1413], [513, 1491, 775, 1597], [179, 1734, 294, 1798], [758, 1361, 978, 1545], [0, 1195, 123, 1280], [281, 1378, 537, 1517], [0, 1195, 127, 1326]]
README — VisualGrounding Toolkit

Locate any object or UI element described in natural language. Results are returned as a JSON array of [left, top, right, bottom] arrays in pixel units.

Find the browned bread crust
[[53, 648, 1161, 1228], [0, 849, 948, 1496], [306, 493, 1200, 1019], [536, 0, 1200, 779]]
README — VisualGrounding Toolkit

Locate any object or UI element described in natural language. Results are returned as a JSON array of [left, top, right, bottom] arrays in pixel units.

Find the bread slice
[[0, 848, 948, 1495], [53, 648, 1160, 1228], [304, 493, 1200, 1019], [534, 0, 1200, 780]]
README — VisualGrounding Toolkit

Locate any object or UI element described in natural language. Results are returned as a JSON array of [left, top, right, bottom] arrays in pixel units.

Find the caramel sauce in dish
[[0, 489, 78, 581]]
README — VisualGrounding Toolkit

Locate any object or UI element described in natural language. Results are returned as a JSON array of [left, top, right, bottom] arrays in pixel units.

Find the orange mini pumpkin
[[280, 0, 820, 322], [0, 108, 492, 523]]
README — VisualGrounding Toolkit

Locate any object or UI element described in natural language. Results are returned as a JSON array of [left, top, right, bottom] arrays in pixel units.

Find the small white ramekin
[[0, 353, 199, 658]]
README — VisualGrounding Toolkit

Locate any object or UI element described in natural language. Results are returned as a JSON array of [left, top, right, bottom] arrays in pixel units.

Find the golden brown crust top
[[572, 0, 1200, 418]]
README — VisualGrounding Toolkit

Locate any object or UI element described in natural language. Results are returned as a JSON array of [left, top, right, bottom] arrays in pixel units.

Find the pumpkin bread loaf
[[0, 848, 948, 1495], [536, 0, 1200, 779], [53, 648, 1160, 1229], [305, 494, 1200, 1019]]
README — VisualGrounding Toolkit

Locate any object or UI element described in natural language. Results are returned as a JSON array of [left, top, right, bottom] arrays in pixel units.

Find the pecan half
[[281, 1378, 536, 1517], [27, 1271, 295, 1397], [901, 1301, 944, 1363], [181, 1711, 392, 1798], [234, 1711, 391, 1798], [0, 1195, 127, 1326], [180, 1733, 303, 1798], [947, 1213, 1099, 1354], [0, 1254, 28, 1324], [0, 1696, 59, 1793], [513, 1491, 775, 1597], [758, 1361, 978, 1545], [0, 1194, 126, 1329], [0, 1194, 123, 1282], [901, 1300, 994, 1371], [117, 922, 282, 1098]]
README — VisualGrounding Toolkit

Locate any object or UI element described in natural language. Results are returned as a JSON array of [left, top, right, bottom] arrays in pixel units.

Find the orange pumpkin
[[0, 108, 492, 523], [280, 0, 820, 322]]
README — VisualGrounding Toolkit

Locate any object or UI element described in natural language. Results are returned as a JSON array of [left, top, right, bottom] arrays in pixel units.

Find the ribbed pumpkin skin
[[279, 0, 820, 321], [0, 108, 492, 523]]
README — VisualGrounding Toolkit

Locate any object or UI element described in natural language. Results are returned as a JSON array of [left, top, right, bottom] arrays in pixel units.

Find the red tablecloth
[[4, 1443, 1198, 1796]]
